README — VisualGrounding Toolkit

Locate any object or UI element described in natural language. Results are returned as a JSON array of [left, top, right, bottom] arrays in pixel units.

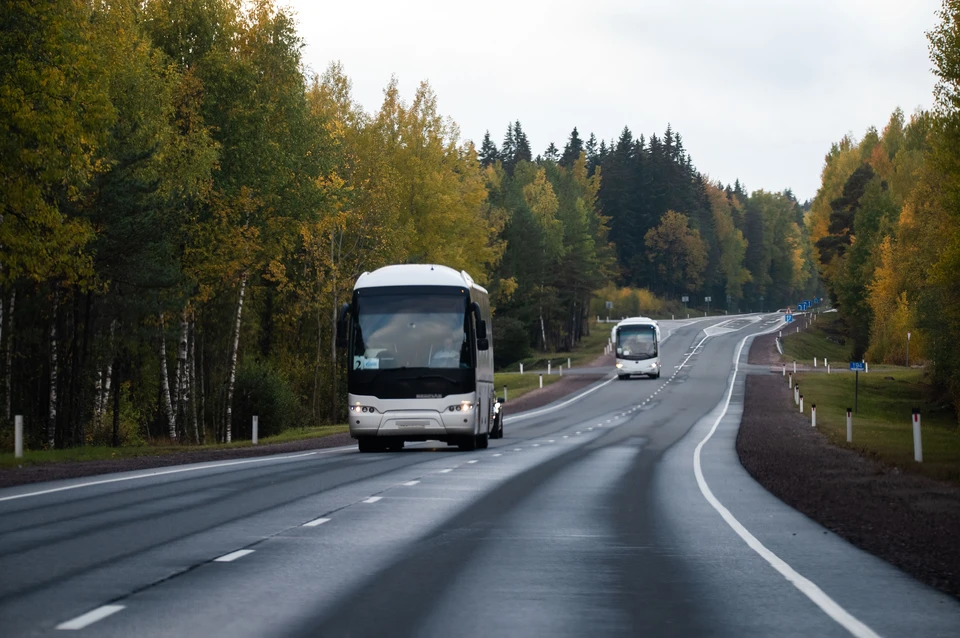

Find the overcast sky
[[288, 0, 940, 201]]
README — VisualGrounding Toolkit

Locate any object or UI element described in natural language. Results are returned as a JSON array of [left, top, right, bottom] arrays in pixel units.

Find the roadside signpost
[[704, 296, 711, 314], [850, 361, 866, 413], [907, 331, 911, 368], [785, 313, 794, 324]]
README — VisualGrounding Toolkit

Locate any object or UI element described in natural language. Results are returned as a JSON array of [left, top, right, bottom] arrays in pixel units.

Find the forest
[[808, 0, 960, 418], [2, 0, 872, 450]]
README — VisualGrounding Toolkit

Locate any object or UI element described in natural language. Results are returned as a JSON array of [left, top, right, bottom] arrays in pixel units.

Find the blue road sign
[[849, 361, 866, 371], [785, 314, 794, 323]]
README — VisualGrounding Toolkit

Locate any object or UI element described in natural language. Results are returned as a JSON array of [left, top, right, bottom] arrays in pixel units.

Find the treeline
[[810, 1, 960, 418], [1, 0, 814, 449]]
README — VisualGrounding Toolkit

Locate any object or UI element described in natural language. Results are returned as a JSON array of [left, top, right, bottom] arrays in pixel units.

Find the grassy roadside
[[780, 312, 852, 364], [503, 320, 611, 372], [493, 372, 562, 401], [0, 425, 348, 468], [794, 370, 960, 484]]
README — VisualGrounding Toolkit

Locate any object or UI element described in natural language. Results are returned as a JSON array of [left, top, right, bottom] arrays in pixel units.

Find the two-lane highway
[[2, 315, 958, 637]]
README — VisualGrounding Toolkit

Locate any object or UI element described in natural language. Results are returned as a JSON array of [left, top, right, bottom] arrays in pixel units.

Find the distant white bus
[[611, 317, 661, 380], [337, 264, 499, 452]]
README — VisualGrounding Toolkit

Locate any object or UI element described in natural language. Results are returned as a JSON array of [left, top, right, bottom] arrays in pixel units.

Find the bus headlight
[[350, 405, 376, 413], [615, 363, 624, 368], [447, 402, 474, 412]]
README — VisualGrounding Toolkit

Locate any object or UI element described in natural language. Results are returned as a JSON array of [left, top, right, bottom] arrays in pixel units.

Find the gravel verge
[[737, 372, 960, 600]]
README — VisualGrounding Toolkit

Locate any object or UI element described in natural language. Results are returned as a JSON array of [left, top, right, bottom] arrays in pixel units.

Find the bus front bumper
[[349, 409, 477, 440], [616, 359, 660, 375]]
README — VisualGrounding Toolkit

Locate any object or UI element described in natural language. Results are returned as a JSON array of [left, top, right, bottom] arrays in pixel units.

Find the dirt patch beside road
[[747, 330, 782, 366], [738, 373, 960, 600]]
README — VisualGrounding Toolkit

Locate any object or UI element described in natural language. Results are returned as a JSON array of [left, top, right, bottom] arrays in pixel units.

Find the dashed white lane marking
[[694, 320, 879, 638], [215, 549, 254, 563], [0, 450, 334, 503], [402, 480, 420, 486], [532, 444, 540, 447], [492, 453, 503, 457], [439, 469, 453, 474], [563, 435, 569, 439], [56, 605, 126, 631], [303, 517, 331, 527], [575, 431, 582, 435], [513, 448, 522, 452], [467, 459, 479, 463], [362, 496, 382, 504], [548, 440, 555, 443]]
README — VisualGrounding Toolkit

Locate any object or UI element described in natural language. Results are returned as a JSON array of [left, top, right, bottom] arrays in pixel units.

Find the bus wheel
[[458, 435, 477, 451], [492, 414, 503, 439], [476, 433, 489, 449], [618, 374, 628, 380], [358, 437, 379, 453]]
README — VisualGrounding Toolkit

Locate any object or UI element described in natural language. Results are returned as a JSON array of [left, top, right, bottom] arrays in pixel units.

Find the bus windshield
[[617, 325, 658, 360], [351, 293, 470, 371]]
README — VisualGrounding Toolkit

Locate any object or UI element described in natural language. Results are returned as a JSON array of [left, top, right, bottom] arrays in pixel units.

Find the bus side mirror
[[335, 303, 350, 349], [477, 337, 489, 351], [471, 302, 486, 339]]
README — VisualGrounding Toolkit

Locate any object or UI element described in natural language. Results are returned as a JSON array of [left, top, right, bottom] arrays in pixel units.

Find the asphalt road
[[1, 314, 958, 637]]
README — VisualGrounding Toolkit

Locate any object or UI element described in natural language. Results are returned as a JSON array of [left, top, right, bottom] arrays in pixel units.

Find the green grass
[[0, 425, 348, 468], [794, 369, 960, 484], [493, 372, 562, 401], [780, 312, 853, 365], [503, 320, 612, 372]]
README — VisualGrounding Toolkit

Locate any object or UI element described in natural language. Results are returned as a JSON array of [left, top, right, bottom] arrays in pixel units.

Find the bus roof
[[615, 316, 659, 326], [355, 264, 487, 293]]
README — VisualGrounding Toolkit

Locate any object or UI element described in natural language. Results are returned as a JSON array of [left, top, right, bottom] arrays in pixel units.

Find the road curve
[[1, 314, 957, 637]]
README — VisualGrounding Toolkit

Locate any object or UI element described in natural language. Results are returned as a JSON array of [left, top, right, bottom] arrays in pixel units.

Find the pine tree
[[544, 142, 559, 162], [585, 133, 599, 175], [513, 120, 532, 165], [479, 130, 499, 167], [559, 127, 583, 167], [501, 122, 516, 174]]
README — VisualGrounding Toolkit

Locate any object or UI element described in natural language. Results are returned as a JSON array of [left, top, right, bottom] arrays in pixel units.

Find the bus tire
[[618, 374, 628, 380], [476, 433, 489, 449], [357, 437, 379, 453], [458, 435, 477, 451], [492, 414, 503, 439]]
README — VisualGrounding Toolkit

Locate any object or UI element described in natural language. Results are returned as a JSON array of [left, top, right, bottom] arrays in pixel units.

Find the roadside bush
[[494, 316, 531, 370], [232, 359, 303, 439]]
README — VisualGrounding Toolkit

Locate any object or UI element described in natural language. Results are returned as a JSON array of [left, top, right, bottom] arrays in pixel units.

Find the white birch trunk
[[159, 315, 176, 441], [93, 369, 103, 428], [224, 273, 246, 444], [175, 308, 189, 436], [4, 289, 14, 420], [48, 290, 59, 449]]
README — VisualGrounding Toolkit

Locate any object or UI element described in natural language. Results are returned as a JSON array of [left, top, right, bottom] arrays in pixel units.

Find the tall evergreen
[[479, 130, 499, 167], [559, 127, 583, 167], [544, 142, 559, 162], [513, 120, 532, 164]]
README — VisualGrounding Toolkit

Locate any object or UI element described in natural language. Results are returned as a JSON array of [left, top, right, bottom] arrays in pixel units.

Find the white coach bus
[[336, 264, 501, 452], [611, 317, 661, 380]]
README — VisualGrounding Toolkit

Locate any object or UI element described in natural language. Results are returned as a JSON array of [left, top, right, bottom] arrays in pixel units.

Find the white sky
[[287, 0, 941, 201]]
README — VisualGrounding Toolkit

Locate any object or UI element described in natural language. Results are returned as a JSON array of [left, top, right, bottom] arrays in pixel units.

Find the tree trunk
[[313, 301, 322, 421], [188, 314, 198, 443], [5, 289, 14, 420], [112, 354, 121, 447], [224, 273, 246, 444], [159, 315, 176, 441], [197, 324, 205, 444], [330, 232, 339, 424], [48, 289, 59, 449], [175, 308, 189, 439], [99, 320, 116, 431]]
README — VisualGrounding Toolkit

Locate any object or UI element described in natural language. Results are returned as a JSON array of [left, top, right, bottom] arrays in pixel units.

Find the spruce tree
[[479, 130, 499, 167], [559, 126, 583, 167], [544, 142, 559, 162], [513, 120, 532, 164]]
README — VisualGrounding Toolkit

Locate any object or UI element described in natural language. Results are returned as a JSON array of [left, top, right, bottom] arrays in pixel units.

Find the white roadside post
[[547, 361, 552, 375], [811, 404, 816, 427], [827, 363, 831, 374], [846, 408, 853, 443], [539, 374, 543, 389], [520, 362, 524, 375], [782, 364, 786, 376], [559, 365, 563, 377], [567, 357, 571, 369], [252, 415, 258, 445], [503, 385, 508, 402], [14, 415, 23, 458], [814, 357, 817, 368], [865, 361, 869, 374], [825, 358, 828, 368], [913, 409, 923, 463], [788, 373, 792, 389], [793, 360, 797, 374], [799, 395, 804, 413]]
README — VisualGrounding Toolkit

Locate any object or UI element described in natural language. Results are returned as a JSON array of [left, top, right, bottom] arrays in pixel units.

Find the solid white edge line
[[693, 319, 880, 638], [302, 517, 331, 527], [362, 496, 382, 503], [0, 448, 351, 503], [214, 549, 255, 563], [56, 605, 125, 630]]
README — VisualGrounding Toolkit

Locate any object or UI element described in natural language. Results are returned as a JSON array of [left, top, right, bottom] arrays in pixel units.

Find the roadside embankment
[[738, 347, 960, 600]]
